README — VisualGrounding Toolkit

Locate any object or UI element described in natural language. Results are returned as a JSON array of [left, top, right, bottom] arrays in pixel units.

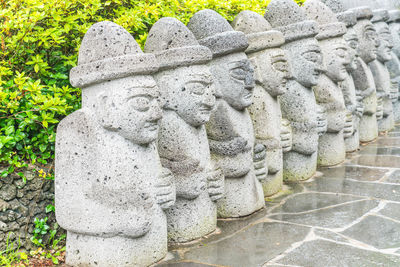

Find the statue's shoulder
[[57, 109, 96, 140]]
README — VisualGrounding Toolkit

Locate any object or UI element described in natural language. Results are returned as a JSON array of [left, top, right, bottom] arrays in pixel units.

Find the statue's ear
[[249, 57, 261, 84], [96, 92, 116, 130]]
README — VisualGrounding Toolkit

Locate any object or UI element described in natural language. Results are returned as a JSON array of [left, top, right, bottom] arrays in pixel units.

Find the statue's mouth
[[144, 122, 158, 131]]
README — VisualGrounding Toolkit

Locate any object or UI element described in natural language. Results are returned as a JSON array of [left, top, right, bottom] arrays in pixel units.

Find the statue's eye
[[129, 96, 151, 112], [229, 67, 246, 80], [335, 48, 347, 58], [347, 40, 358, 50], [302, 51, 320, 63], [365, 30, 377, 40], [272, 60, 289, 72], [184, 82, 207, 95]]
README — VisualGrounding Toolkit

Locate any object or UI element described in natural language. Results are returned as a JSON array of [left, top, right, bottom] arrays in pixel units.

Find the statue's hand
[[316, 105, 327, 136], [343, 113, 354, 138], [280, 119, 292, 153], [155, 168, 176, 210], [253, 143, 267, 181], [376, 97, 383, 120], [207, 167, 224, 202]]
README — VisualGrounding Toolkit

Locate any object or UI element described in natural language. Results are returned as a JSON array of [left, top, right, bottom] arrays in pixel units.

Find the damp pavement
[[157, 125, 400, 267]]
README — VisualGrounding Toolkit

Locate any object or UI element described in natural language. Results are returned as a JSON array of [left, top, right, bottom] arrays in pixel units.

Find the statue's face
[[285, 38, 325, 88], [97, 76, 162, 145], [389, 23, 400, 58], [320, 38, 350, 82], [344, 27, 359, 71], [354, 19, 379, 63], [210, 52, 255, 110], [156, 64, 215, 127], [375, 22, 393, 62], [251, 47, 293, 97]]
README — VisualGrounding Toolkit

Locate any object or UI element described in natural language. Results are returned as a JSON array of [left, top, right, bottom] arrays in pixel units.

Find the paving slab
[[277, 239, 400, 267], [269, 192, 364, 214], [304, 177, 400, 202], [387, 170, 400, 183], [182, 222, 310, 267], [341, 215, 400, 249], [318, 165, 389, 181], [350, 155, 400, 168], [269, 200, 379, 229]]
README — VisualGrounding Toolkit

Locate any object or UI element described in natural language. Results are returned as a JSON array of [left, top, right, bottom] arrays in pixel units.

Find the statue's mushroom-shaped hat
[[320, 0, 357, 27], [371, 9, 390, 23], [388, 10, 400, 24], [303, 0, 347, 40], [187, 9, 249, 58], [69, 21, 158, 88], [264, 0, 319, 43], [231, 10, 285, 54], [144, 17, 212, 70], [348, 6, 374, 21]]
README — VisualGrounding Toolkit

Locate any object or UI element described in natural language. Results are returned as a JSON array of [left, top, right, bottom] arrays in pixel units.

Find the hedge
[[0, 0, 305, 178]]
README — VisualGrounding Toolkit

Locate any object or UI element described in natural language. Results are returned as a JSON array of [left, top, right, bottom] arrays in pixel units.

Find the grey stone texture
[[231, 11, 293, 196], [0, 169, 58, 251], [57, 21, 175, 266], [368, 9, 396, 132], [387, 10, 400, 122], [144, 17, 223, 243], [188, 9, 265, 218], [347, 6, 381, 142], [303, 0, 350, 167], [322, 0, 364, 152], [265, 0, 326, 181]]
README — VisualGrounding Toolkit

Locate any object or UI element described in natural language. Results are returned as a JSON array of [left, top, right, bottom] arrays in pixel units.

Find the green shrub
[[0, 0, 304, 176]]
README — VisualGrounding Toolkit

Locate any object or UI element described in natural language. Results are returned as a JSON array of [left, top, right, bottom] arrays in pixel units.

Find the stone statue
[[231, 11, 293, 196], [303, 0, 352, 167], [56, 22, 175, 266], [368, 9, 395, 132], [386, 10, 400, 122], [188, 9, 266, 218], [264, 0, 326, 181], [347, 6, 381, 142], [144, 17, 224, 243], [320, 1, 364, 153]]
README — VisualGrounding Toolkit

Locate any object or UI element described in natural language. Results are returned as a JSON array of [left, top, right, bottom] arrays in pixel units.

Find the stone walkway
[[157, 125, 400, 267]]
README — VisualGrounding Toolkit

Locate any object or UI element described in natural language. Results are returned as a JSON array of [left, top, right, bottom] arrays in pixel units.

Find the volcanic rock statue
[[231, 11, 293, 196], [320, 0, 364, 152], [264, 0, 326, 181], [347, 6, 381, 142], [56, 22, 176, 266], [304, 0, 352, 166], [369, 9, 395, 132], [188, 9, 266, 218], [144, 17, 224, 243], [386, 10, 400, 122]]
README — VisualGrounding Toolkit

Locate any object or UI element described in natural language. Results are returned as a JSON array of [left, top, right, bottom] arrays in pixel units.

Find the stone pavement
[[157, 125, 400, 267]]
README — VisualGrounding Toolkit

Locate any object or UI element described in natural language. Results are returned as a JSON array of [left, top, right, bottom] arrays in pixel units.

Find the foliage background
[[0, 0, 305, 177]]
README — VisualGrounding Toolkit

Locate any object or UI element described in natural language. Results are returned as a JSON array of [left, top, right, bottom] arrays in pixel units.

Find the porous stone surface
[[144, 17, 223, 243], [322, 0, 363, 153], [56, 21, 175, 266], [368, 9, 396, 132], [304, 0, 350, 167], [387, 10, 400, 122], [0, 169, 58, 251], [188, 9, 265, 218], [265, 0, 325, 181], [347, 6, 380, 142], [231, 11, 292, 196]]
